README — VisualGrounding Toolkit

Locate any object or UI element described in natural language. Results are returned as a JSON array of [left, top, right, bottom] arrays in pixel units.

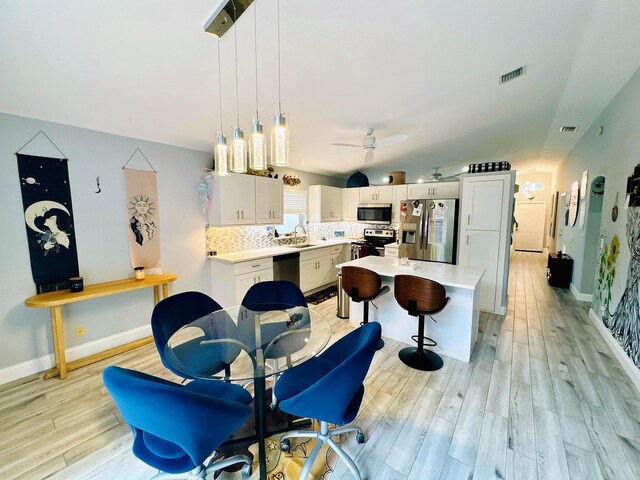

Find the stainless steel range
[[350, 228, 396, 260]]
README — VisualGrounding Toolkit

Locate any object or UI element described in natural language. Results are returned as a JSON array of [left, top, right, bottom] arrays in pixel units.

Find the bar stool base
[[376, 338, 385, 351], [398, 347, 443, 371]]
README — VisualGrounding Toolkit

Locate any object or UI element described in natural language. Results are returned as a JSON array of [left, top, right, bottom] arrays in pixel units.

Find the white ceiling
[[1, 0, 639, 181]]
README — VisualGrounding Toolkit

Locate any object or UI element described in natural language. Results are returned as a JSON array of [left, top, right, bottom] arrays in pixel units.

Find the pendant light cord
[[233, 0, 240, 128], [277, 0, 282, 114], [217, 41, 224, 131], [254, 0, 259, 120]]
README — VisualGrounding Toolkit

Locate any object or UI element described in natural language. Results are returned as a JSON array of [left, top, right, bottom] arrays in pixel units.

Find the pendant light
[[271, 0, 289, 167], [230, 0, 247, 173], [249, 1, 266, 170], [215, 41, 229, 176]]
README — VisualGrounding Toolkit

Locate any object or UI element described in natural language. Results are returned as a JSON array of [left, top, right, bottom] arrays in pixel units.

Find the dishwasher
[[273, 252, 300, 286]]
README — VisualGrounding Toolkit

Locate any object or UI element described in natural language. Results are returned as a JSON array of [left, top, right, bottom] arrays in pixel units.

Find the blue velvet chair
[[103, 366, 253, 479], [151, 291, 240, 380], [239, 280, 310, 407], [274, 322, 382, 480]]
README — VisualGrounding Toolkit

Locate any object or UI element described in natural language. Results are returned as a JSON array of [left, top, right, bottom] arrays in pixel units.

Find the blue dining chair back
[[103, 366, 252, 478], [151, 291, 238, 379], [239, 280, 309, 359], [274, 323, 381, 480]]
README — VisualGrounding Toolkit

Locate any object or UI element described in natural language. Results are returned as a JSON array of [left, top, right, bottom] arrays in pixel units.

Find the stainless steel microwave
[[357, 204, 392, 224]]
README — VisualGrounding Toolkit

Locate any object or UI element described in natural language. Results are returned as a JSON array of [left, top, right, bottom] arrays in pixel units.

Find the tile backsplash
[[205, 222, 382, 255]]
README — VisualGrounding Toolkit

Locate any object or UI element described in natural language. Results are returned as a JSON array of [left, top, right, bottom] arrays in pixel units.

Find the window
[[278, 189, 306, 234]]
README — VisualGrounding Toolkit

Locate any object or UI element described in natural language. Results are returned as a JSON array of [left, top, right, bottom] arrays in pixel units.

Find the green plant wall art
[[595, 234, 619, 315]]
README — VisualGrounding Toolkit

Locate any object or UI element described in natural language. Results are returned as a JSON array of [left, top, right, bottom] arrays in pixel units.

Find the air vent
[[559, 126, 579, 133], [500, 66, 526, 84]]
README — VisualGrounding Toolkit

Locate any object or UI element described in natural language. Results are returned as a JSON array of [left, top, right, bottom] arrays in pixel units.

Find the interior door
[[514, 201, 546, 252]]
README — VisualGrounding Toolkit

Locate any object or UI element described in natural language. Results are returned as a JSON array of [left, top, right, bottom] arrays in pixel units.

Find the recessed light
[[417, 178, 424, 184], [462, 166, 469, 172], [382, 177, 389, 183]]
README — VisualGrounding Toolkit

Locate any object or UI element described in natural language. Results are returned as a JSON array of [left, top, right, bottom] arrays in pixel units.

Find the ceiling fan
[[331, 128, 408, 163], [428, 167, 462, 182]]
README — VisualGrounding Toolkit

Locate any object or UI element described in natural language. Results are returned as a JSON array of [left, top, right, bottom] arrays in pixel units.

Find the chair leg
[[363, 302, 384, 351], [327, 437, 362, 480], [280, 421, 363, 480], [205, 454, 252, 479], [398, 315, 443, 371]]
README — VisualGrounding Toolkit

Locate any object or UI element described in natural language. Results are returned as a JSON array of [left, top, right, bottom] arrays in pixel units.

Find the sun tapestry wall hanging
[[123, 149, 162, 275]]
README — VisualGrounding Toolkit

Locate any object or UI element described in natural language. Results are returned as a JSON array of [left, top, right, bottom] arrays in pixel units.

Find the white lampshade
[[271, 113, 289, 167], [249, 120, 267, 170], [215, 132, 229, 176]]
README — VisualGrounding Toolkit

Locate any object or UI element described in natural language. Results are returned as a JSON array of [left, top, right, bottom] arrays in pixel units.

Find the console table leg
[[162, 283, 168, 299], [153, 286, 160, 305], [50, 306, 67, 380]]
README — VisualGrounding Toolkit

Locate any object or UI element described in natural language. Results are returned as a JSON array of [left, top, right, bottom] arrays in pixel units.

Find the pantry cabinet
[[457, 171, 515, 314]]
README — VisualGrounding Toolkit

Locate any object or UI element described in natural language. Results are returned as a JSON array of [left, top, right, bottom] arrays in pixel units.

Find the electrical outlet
[[75, 326, 85, 337]]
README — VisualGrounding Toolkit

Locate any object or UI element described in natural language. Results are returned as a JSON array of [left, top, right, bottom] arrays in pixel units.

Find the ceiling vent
[[559, 126, 579, 133], [500, 66, 526, 84]]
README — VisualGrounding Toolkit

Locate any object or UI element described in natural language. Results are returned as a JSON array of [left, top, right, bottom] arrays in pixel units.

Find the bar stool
[[394, 275, 449, 371], [341, 266, 388, 350]]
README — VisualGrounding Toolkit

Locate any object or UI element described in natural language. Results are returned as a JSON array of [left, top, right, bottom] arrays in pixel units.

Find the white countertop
[[336, 256, 484, 290], [209, 239, 351, 263]]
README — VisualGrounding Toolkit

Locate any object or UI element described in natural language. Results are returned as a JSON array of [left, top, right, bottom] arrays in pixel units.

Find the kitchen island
[[336, 256, 484, 362]]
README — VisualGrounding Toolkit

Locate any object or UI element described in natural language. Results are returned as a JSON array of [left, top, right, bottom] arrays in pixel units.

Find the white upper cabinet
[[392, 185, 408, 223], [309, 185, 342, 222], [255, 177, 283, 225], [209, 174, 256, 226], [407, 182, 459, 199], [342, 188, 360, 222], [360, 186, 393, 203]]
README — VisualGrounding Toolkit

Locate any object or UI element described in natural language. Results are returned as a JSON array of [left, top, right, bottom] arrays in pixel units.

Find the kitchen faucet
[[293, 224, 307, 245]]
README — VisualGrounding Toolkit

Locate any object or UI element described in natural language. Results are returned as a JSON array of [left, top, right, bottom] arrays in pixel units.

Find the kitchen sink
[[288, 243, 313, 249]]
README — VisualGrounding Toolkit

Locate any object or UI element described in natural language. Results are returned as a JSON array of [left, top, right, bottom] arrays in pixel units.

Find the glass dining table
[[165, 304, 332, 479]]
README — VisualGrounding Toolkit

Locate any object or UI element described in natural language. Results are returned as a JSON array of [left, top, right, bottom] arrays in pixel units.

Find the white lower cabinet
[[210, 257, 274, 307], [299, 245, 345, 293]]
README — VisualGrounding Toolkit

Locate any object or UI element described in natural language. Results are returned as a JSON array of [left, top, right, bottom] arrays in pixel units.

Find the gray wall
[[0, 113, 212, 374], [556, 65, 640, 303]]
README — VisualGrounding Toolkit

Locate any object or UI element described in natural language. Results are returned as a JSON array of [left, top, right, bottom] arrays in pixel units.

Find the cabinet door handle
[[466, 235, 469, 245], [258, 275, 261, 282], [241, 210, 244, 219], [467, 214, 470, 225], [236, 210, 240, 219]]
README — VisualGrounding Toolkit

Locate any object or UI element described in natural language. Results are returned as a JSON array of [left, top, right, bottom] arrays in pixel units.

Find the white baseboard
[[570, 283, 593, 303], [0, 325, 152, 386], [588, 308, 640, 394]]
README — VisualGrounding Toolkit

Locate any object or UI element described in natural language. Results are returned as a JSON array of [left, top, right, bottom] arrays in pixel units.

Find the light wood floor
[[1, 252, 639, 480]]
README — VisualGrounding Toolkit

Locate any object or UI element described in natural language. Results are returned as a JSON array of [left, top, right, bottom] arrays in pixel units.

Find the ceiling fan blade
[[364, 150, 375, 164], [331, 142, 361, 148], [374, 134, 408, 148]]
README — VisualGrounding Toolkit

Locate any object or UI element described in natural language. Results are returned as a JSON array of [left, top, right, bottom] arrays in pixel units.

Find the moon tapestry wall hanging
[[17, 154, 80, 293]]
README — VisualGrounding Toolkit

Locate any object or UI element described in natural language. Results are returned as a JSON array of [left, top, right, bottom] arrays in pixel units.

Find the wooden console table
[[25, 273, 177, 380]]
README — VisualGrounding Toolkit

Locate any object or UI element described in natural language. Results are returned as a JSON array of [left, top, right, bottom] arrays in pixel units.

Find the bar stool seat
[[394, 275, 450, 371], [341, 266, 388, 350]]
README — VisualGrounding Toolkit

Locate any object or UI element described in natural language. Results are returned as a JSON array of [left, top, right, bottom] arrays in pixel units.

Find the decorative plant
[[283, 174, 301, 186]]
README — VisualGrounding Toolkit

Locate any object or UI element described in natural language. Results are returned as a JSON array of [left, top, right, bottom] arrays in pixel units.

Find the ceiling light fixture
[[214, 42, 229, 176], [271, 0, 289, 167], [230, 1, 247, 173], [248, 1, 266, 170]]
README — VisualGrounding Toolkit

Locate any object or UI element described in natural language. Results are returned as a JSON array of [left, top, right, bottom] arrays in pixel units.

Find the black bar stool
[[394, 275, 449, 371], [341, 266, 388, 350]]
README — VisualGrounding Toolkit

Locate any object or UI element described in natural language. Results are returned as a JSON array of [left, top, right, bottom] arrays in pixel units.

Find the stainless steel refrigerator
[[398, 198, 459, 263]]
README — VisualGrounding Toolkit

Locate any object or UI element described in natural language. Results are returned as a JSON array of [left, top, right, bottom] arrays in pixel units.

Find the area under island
[[336, 256, 485, 362]]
